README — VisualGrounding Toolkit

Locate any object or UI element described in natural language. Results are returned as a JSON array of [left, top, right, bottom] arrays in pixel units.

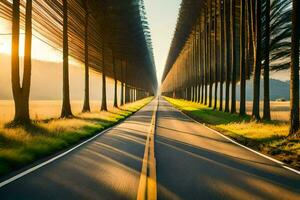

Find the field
[[0, 98, 153, 177], [218, 101, 290, 122], [0, 100, 118, 123], [164, 97, 300, 169]]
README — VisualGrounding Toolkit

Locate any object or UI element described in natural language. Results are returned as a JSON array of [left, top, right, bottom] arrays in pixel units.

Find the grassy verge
[[0, 97, 153, 177], [164, 97, 300, 169]]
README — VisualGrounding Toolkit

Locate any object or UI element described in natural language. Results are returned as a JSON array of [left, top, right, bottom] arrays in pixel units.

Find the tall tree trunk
[[208, 0, 213, 107], [246, 0, 254, 80], [219, 0, 224, 111], [82, 2, 90, 112], [194, 28, 198, 102], [252, 0, 262, 120], [101, 49, 107, 111], [201, 25, 205, 104], [204, 7, 208, 105], [120, 61, 124, 106], [125, 62, 129, 103], [113, 56, 118, 108], [224, 0, 231, 112], [11, 0, 21, 123], [213, 0, 218, 110], [240, 0, 246, 116], [11, 0, 32, 124], [263, 0, 271, 120], [289, 0, 300, 135], [199, 20, 204, 104], [61, 0, 73, 118], [231, 0, 236, 113]]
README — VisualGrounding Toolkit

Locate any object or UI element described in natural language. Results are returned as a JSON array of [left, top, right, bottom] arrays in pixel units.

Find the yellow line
[[137, 99, 158, 200]]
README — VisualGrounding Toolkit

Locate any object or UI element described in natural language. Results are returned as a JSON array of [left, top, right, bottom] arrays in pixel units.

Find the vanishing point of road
[[0, 98, 299, 200]]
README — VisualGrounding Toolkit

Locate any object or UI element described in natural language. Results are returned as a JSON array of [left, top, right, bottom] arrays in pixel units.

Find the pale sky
[[144, 0, 181, 84], [0, 1, 181, 84]]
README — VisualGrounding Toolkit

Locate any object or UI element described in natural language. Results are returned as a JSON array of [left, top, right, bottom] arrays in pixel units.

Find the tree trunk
[[230, 0, 236, 114], [289, 0, 300, 135], [208, 0, 213, 108], [11, 0, 32, 124], [61, 0, 73, 118], [113, 56, 118, 108], [219, 0, 224, 111], [213, 0, 218, 110], [82, 2, 90, 112], [120, 61, 124, 106], [240, 0, 246, 116], [252, 0, 262, 120], [246, 0, 254, 80], [263, 0, 271, 120], [101, 50, 107, 111], [224, 0, 231, 112], [204, 7, 208, 105]]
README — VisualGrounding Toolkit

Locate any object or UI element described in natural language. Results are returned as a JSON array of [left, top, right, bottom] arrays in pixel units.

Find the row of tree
[[161, 0, 299, 136], [7, 0, 155, 125]]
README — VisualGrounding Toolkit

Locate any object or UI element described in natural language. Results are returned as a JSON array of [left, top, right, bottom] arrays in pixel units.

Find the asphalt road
[[0, 100, 156, 200], [155, 98, 300, 200], [1, 98, 300, 200]]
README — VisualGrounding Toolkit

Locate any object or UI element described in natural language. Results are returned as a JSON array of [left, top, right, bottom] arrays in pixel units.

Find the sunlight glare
[[0, 18, 62, 62]]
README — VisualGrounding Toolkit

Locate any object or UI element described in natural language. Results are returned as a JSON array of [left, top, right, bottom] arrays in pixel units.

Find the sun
[[0, 18, 62, 63]]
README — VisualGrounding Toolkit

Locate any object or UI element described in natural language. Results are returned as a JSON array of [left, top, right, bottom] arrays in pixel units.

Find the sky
[[0, 1, 288, 85], [0, 1, 182, 101], [144, 0, 181, 84], [0, 1, 181, 84]]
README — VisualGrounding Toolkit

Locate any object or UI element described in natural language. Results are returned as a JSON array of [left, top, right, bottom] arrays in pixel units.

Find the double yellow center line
[[137, 98, 158, 200]]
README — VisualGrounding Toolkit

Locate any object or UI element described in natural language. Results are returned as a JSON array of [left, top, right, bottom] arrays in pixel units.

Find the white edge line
[[0, 99, 154, 188], [0, 126, 113, 188], [168, 102, 300, 176]]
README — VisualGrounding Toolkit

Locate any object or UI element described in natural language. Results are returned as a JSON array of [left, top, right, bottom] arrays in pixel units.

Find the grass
[[0, 97, 153, 177], [164, 97, 300, 169]]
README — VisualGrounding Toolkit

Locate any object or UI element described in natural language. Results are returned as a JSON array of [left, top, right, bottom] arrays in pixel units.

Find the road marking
[[137, 99, 158, 200], [166, 99, 300, 176]]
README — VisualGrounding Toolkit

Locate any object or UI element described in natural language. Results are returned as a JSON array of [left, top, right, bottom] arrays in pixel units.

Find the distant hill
[[236, 79, 290, 101]]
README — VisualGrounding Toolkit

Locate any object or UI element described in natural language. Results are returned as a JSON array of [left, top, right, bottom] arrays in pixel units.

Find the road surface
[[0, 100, 156, 200], [156, 98, 300, 200], [0, 98, 300, 200]]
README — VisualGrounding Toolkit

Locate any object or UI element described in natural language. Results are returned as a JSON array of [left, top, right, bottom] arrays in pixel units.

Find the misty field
[[0, 100, 117, 122], [0, 97, 153, 176], [0, 100, 290, 123]]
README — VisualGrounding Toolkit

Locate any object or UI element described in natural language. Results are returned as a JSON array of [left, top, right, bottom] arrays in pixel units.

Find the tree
[[113, 55, 118, 108], [213, 0, 218, 110], [101, 49, 108, 111], [11, 0, 32, 125], [240, 0, 246, 116], [204, 4, 208, 105], [101, 4, 108, 111], [61, 0, 73, 118], [219, 0, 225, 111], [224, 0, 231, 112], [252, 0, 262, 120], [120, 60, 125, 106], [208, 0, 213, 107], [263, 0, 271, 120], [200, 16, 205, 104], [230, 0, 237, 114], [82, 0, 90, 113], [289, 0, 300, 135]]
